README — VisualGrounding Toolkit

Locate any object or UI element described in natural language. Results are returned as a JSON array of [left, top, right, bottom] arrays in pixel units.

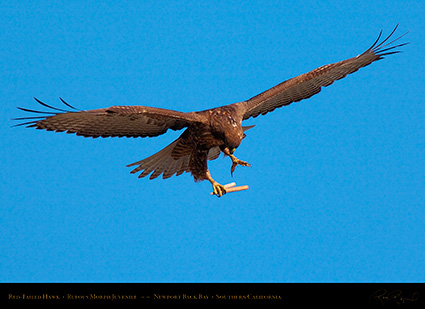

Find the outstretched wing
[[13, 98, 203, 138], [240, 25, 408, 120]]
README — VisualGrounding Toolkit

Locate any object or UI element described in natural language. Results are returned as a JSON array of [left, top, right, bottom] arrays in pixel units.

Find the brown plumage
[[14, 26, 407, 196]]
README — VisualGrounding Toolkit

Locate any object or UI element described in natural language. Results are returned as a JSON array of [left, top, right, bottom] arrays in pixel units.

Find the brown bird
[[14, 26, 407, 197]]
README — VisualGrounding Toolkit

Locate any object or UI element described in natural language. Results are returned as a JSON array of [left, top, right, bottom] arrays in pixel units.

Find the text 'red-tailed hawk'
[[15, 26, 407, 196]]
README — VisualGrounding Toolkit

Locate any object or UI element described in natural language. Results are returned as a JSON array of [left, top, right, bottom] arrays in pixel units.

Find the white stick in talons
[[224, 182, 236, 189], [210, 182, 249, 195], [225, 185, 249, 193]]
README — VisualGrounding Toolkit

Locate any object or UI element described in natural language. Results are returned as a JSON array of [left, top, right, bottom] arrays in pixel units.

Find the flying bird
[[14, 26, 407, 197]]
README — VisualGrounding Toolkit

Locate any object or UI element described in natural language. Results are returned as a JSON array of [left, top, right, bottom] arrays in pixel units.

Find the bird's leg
[[230, 154, 251, 176], [223, 148, 251, 176], [206, 170, 226, 197]]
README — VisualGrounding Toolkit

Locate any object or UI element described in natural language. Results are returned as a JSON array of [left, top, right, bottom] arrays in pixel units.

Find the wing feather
[[14, 98, 203, 138], [241, 25, 408, 120], [207, 147, 221, 161]]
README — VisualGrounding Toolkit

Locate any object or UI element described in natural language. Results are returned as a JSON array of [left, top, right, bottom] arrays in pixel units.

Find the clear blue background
[[1, 1, 424, 282]]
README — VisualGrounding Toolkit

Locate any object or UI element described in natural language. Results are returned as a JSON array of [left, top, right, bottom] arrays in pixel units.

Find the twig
[[210, 182, 249, 195]]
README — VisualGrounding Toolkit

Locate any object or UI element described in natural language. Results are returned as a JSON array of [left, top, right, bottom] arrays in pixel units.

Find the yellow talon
[[212, 182, 227, 197], [230, 155, 251, 176], [206, 170, 227, 197]]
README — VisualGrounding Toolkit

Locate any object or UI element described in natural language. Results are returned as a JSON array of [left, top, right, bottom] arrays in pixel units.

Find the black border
[[2, 283, 424, 306]]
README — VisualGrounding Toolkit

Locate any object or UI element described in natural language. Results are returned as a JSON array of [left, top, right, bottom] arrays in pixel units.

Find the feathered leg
[[206, 170, 227, 197]]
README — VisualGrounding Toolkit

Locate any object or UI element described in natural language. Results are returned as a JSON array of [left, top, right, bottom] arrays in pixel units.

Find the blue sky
[[1, 1, 424, 282]]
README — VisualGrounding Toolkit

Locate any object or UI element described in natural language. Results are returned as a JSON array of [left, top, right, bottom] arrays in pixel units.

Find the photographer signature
[[370, 289, 419, 305]]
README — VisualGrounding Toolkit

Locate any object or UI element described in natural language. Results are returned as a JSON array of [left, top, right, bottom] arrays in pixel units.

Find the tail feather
[[127, 138, 184, 179], [127, 137, 221, 180]]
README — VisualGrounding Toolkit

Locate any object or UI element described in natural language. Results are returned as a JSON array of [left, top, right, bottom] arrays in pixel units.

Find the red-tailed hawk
[[14, 26, 407, 196]]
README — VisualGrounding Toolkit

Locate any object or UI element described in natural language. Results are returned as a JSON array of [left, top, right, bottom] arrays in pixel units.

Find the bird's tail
[[127, 138, 220, 180]]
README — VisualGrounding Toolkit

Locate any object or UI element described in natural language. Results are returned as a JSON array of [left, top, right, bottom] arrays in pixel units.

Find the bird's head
[[224, 124, 255, 151]]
